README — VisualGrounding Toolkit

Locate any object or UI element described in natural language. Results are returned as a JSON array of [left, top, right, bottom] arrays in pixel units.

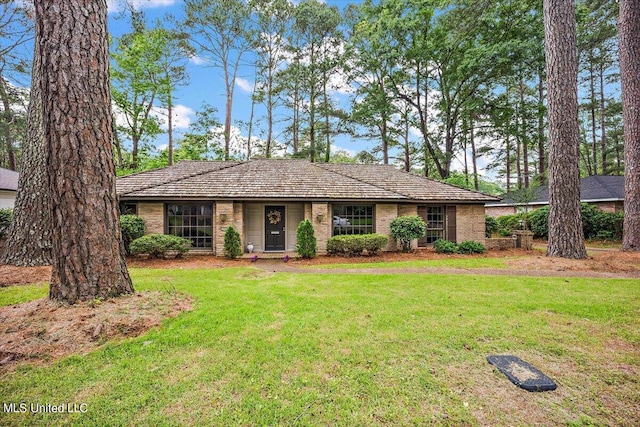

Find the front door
[[265, 206, 285, 251]]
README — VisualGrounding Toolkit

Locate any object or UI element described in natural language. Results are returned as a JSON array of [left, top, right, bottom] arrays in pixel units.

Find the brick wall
[[485, 205, 516, 218], [137, 202, 164, 234], [311, 202, 330, 255], [375, 203, 399, 251], [456, 204, 486, 244], [215, 201, 243, 256]]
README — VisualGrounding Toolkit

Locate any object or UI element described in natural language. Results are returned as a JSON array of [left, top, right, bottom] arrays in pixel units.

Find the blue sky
[[107, 0, 371, 162]]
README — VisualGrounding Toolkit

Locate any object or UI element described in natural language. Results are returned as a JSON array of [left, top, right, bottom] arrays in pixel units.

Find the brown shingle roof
[[0, 167, 19, 191], [117, 159, 498, 202]]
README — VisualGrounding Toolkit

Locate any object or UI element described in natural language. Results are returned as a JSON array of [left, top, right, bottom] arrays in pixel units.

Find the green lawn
[[1, 267, 638, 426]]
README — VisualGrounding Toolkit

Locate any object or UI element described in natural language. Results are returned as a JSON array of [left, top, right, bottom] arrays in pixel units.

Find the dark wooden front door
[[265, 206, 285, 251]]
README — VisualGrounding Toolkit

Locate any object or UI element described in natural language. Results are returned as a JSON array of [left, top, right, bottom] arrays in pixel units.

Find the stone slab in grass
[[487, 355, 557, 392]]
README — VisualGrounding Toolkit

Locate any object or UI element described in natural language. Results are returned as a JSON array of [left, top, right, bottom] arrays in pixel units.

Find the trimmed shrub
[[223, 225, 243, 259], [433, 239, 457, 254], [120, 214, 146, 255], [390, 215, 427, 252], [327, 233, 388, 257], [527, 206, 549, 238], [130, 234, 191, 258], [296, 219, 317, 259], [457, 240, 486, 254], [485, 215, 499, 238], [0, 208, 12, 239], [496, 213, 527, 231]]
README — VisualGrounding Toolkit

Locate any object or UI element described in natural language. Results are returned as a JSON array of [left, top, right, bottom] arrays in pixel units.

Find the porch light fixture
[[316, 214, 324, 223], [219, 213, 227, 222]]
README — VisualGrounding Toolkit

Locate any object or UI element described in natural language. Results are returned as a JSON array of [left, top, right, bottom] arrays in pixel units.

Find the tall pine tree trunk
[[0, 35, 52, 266], [544, 0, 587, 259], [36, 0, 134, 303], [619, 0, 640, 251]]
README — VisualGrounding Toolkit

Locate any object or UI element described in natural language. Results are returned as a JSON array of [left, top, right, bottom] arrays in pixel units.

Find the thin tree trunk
[[470, 117, 479, 191], [167, 94, 174, 166], [0, 77, 17, 171], [538, 71, 546, 183], [36, 0, 134, 303], [544, 0, 587, 259], [619, 0, 640, 251], [0, 35, 52, 266], [589, 58, 598, 175], [599, 62, 607, 174], [506, 132, 511, 192], [520, 77, 530, 188]]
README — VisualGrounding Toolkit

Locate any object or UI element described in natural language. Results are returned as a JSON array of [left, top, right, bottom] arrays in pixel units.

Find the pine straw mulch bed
[[0, 291, 193, 373]]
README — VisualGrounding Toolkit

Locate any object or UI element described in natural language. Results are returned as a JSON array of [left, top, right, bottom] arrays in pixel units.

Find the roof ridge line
[[119, 161, 244, 196], [312, 163, 409, 199]]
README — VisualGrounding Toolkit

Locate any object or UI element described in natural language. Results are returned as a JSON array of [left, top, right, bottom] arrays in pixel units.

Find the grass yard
[[300, 257, 510, 270], [1, 267, 639, 426]]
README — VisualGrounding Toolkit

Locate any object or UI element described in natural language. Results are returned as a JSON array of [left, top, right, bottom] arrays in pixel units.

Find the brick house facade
[[118, 160, 497, 255]]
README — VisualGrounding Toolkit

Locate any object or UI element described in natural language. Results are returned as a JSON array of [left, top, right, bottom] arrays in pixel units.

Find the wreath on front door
[[267, 210, 282, 225]]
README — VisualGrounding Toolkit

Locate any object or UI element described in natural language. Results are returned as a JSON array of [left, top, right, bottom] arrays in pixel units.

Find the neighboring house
[[0, 167, 19, 209], [485, 175, 625, 218], [117, 159, 498, 255]]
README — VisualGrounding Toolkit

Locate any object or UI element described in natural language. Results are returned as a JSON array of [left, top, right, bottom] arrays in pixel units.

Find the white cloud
[[107, 0, 178, 13], [236, 78, 254, 94], [189, 55, 208, 66], [151, 104, 195, 130]]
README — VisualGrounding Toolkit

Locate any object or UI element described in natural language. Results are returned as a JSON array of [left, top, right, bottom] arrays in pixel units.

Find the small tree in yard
[[390, 215, 427, 253], [296, 219, 317, 259], [223, 225, 242, 259]]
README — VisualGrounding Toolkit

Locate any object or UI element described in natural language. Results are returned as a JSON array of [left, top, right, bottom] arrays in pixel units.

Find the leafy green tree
[[183, 0, 253, 160], [0, 2, 33, 171], [110, 19, 166, 170], [249, 0, 292, 158], [289, 0, 342, 162]]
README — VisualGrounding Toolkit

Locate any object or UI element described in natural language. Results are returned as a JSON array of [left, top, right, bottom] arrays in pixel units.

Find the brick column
[[311, 202, 330, 255]]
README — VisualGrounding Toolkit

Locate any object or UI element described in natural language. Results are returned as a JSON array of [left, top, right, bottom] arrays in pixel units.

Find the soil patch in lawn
[[0, 291, 193, 373]]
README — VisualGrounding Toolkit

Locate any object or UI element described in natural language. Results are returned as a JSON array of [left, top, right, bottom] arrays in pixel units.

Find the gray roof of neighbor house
[[486, 175, 625, 206], [117, 159, 499, 203], [0, 167, 19, 191]]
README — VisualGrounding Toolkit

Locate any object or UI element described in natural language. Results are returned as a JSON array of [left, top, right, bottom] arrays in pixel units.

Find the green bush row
[[495, 204, 624, 240], [327, 233, 389, 257], [130, 234, 191, 258], [433, 239, 485, 254]]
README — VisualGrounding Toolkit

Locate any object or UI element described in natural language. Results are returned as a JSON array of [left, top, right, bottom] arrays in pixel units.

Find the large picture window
[[167, 204, 213, 248], [332, 205, 374, 235]]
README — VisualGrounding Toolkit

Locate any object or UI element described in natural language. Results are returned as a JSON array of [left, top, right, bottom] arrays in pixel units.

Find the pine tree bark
[[35, 0, 134, 303], [619, 0, 640, 251], [544, 0, 587, 259], [0, 30, 52, 266]]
